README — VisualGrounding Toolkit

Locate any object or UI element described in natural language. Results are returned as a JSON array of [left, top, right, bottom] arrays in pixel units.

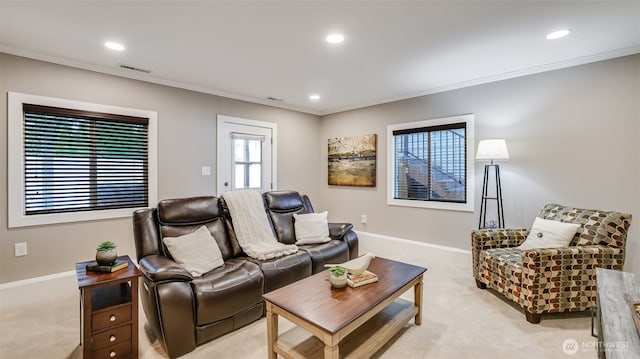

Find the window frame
[[387, 114, 474, 212], [232, 134, 265, 190], [8, 92, 158, 228]]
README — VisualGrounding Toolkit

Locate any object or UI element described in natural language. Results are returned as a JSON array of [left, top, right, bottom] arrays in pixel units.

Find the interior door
[[217, 115, 276, 195]]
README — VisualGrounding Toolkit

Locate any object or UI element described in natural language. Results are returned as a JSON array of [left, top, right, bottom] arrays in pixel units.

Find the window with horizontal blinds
[[23, 104, 149, 215], [392, 121, 466, 203]]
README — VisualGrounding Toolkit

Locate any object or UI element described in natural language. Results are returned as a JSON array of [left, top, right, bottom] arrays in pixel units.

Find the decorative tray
[[631, 301, 640, 337]]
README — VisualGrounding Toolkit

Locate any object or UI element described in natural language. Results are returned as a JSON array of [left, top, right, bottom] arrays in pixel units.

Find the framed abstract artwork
[[328, 134, 376, 187]]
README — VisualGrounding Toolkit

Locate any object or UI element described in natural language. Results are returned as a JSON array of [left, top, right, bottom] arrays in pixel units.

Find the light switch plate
[[201, 166, 211, 176], [15, 242, 27, 257]]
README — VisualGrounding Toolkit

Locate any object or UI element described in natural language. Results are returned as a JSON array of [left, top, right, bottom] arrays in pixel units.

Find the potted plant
[[328, 266, 348, 288], [96, 241, 117, 266]]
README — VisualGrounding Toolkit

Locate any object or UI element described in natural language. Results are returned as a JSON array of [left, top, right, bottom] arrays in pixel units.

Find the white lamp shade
[[476, 139, 510, 161]]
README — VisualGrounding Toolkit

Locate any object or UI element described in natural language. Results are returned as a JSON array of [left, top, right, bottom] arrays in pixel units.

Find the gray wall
[[2, 53, 639, 283], [0, 53, 321, 283], [318, 54, 640, 274]]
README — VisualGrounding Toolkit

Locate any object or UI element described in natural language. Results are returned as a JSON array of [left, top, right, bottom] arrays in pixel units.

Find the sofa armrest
[[139, 255, 193, 282], [328, 222, 353, 239], [519, 245, 625, 314], [328, 222, 358, 259], [471, 228, 528, 279]]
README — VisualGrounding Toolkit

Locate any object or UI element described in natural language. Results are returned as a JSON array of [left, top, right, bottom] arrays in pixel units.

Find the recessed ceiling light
[[326, 34, 344, 44], [104, 41, 125, 51], [309, 94, 321, 100], [546, 29, 571, 40]]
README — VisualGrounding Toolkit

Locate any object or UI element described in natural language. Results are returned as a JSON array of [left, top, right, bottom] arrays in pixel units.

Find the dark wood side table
[[75, 255, 141, 359]]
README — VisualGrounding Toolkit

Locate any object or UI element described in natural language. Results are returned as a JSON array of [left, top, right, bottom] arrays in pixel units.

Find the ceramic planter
[[329, 273, 347, 288], [96, 249, 117, 266]]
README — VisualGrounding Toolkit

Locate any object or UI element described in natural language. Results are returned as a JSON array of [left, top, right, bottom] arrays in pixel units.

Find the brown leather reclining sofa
[[132, 190, 358, 357]]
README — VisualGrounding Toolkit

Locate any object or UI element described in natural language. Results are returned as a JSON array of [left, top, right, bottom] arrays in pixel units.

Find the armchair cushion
[[517, 217, 580, 250], [163, 225, 224, 277], [538, 204, 631, 247], [191, 258, 263, 326], [479, 248, 523, 303]]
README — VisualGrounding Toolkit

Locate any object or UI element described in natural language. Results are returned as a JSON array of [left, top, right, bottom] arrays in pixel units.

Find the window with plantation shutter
[[23, 104, 149, 214], [8, 92, 157, 227], [387, 114, 475, 212]]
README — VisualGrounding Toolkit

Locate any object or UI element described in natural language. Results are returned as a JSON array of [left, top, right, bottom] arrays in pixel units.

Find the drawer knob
[[110, 350, 116, 358], [109, 335, 116, 342], [109, 315, 116, 322]]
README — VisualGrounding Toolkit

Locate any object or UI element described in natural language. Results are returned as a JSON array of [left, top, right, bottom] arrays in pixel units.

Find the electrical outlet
[[15, 242, 27, 257], [360, 214, 367, 224], [201, 166, 211, 176]]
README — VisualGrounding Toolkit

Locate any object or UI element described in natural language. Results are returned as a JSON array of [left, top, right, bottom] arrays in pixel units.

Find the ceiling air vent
[[266, 97, 284, 102], [119, 64, 151, 73]]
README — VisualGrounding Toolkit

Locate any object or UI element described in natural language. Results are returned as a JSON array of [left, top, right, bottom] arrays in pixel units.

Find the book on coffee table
[[86, 259, 128, 273], [347, 270, 378, 288]]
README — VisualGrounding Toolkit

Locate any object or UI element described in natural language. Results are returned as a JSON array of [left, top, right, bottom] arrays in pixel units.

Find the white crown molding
[[0, 46, 321, 116], [3, 44, 639, 117], [319, 45, 640, 116]]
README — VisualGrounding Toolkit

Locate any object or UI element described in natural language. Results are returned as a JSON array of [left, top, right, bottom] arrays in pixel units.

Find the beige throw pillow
[[293, 211, 331, 245], [518, 217, 580, 250], [163, 225, 224, 277]]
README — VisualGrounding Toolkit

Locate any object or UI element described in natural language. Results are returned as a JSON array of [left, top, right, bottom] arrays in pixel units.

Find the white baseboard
[[355, 230, 471, 255], [0, 270, 76, 291]]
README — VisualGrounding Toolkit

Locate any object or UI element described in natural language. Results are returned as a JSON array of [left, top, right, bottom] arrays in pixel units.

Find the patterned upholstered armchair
[[472, 204, 632, 323]]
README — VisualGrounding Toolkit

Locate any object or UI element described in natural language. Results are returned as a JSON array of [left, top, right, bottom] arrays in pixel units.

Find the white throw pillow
[[293, 211, 331, 245], [518, 217, 580, 250], [163, 225, 224, 277]]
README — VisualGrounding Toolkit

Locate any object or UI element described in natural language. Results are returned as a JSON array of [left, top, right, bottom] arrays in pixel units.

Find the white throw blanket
[[223, 190, 298, 260]]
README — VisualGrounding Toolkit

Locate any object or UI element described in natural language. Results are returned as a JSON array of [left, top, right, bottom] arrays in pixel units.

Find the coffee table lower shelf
[[274, 299, 417, 359]]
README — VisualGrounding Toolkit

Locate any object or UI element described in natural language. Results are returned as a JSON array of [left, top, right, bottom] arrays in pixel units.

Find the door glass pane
[[248, 140, 261, 162], [249, 164, 261, 188], [234, 164, 245, 189], [233, 139, 245, 162]]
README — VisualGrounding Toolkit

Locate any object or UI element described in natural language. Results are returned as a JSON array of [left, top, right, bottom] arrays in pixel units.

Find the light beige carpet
[[0, 234, 597, 358]]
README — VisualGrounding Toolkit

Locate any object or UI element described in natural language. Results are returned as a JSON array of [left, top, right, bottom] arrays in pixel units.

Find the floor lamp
[[476, 139, 509, 229]]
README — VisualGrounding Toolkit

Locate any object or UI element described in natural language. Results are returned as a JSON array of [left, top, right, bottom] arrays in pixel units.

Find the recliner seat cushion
[[298, 240, 349, 273], [191, 258, 264, 326], [246, 251, 312, 293]]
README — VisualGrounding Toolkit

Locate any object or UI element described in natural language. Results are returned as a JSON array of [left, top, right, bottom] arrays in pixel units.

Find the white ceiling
[[1, 1, 639, 115]]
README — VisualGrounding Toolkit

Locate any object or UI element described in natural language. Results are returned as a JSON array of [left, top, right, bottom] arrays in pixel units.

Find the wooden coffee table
[[263, 257, 426, 359]]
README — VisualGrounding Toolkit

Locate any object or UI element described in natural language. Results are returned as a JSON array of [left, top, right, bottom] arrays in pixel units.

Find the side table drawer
[[92, 341, 132, 359], [92, 304, 132, 331], [91, 324, 132, 351]]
